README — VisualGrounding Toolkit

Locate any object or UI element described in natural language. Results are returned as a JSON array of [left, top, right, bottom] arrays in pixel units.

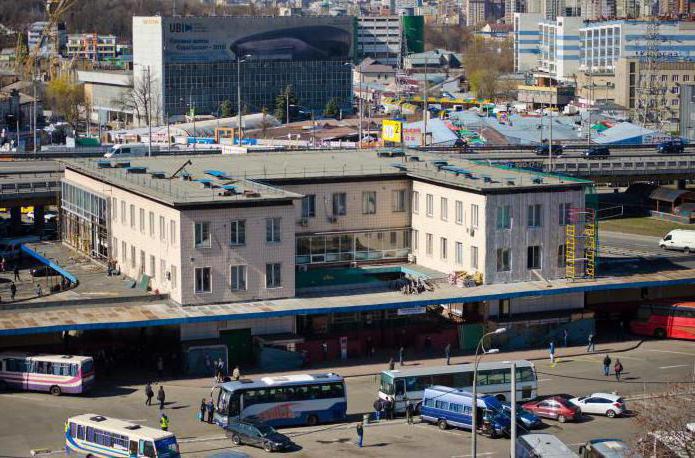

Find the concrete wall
[[180, 316, 295, 340], [488, 291, 584, 316]]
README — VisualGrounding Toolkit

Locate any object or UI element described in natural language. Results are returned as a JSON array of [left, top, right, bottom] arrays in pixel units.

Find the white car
[[569, 393, 626, 418]]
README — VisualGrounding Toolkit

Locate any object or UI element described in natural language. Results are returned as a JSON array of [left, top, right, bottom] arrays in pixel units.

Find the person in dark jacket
[[355, 422, 364, 448], [199, 398, 206, 422], [445, 343, 452, 365], [206, 398, 215, 423], [388, 358, 395, 371], [405, 399, 414, 424], [614, 359, 624, 381], [10, 282, 16, 301], [603, 354, 612, 376], [145, 382, 154, 406], [373, 398, 383, 421], [157, 385, 166, 410]]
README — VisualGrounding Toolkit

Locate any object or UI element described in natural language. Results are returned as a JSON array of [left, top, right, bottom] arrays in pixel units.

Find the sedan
[[225, 419, 292, 453], [522, 396, 581, 423], [569, 393, 626, 418], [500, 402, 543, 429]]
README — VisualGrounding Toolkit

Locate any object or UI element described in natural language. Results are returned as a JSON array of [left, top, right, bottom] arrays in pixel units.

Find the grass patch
[[599, 216, 693, 238]]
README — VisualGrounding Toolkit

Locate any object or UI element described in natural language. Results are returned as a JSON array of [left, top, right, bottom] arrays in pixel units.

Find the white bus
[[378, 360, 537, 413], [65, 414, 179, 458], [0, 352, 94, 395]]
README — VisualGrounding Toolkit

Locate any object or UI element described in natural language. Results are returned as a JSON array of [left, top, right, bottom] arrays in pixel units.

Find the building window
[[528, 204, 542, 228], [412, 229, 419, 251], [527, 245, 542, 269], [471, 204, 479, 228], [230, 220, 246, 245], [332, 192, 347, 216], [496, 205, 511, 229], [139, 250, 145, 274], [266, 218, 281, 243], [112, 198, 117, 221], [301, 194, 316, 218], [440, 237, 448, 260], [471, 246, 478, 269], [362, 191, 377, 214], [426, 233, 433, 255], [559, 203, 571, 225], [149, 255, 156, 277], [129, 204, 135, 228], [194, 267, 211, 293], [148, 211, 155, 237], [230, 265, 247, 291], [440, 197, 448, 221], [455, 200, 463, 225], [684, 75, 690, 82], [496, 248, 511, 272], [130, 246, 135, 268], [121, 241, 126, 265], [170, 220, 176, 245], [266, 263, 282, 288], [672, 74, 679, 82], [672, 98, 679, 106], [121, 201, 126, 224], [112, 237, 118, 259], [139, 208, 145, 233], [412, 190, 419, 214], [455, 241, 463, 264], [499, 299, 511, 319], [392, 189, 406, 212], [170, 264, 177, 289], [194, 222, 211, 248], [160, 259, 166, 283], [558, 244, 567, 268], [426, 194, 434, 217], [159, 216, 165, 240]]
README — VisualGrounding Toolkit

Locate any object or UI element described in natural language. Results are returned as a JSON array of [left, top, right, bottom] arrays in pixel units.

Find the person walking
[[232, 365, 240, 381], [563, 329, 569, 347], [10, 282, 16, 301], [35, 284, 42, 297], [204, 353, 212, 377], [614, 359, 623, 382], [355, 422, 364, 448], [388, 358, 395, 371], [384, 397, 394, 420], [321, 341, 328, 361], [145, 382, 154, 406], [156, 356, 164, 380], [548, 341, 556, 365], [1, 256, 6, 272], [159, 413, 170, 431], [405, 399, 414, 425], [217, 357, 225, 379], [399, 346, 404, 367], [587, 333, 595, 352], [373, 398, 383, 421], [13, 266, 19, 281], [603, 354, 612, 376], [199, 398, 206, 422], [157, 385, 166, 410], [445, 343, 451, 366], [206, 398, 215, 423]]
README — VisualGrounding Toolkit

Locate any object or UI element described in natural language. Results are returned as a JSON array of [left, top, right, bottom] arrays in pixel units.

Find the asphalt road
[[0, 339, 693, 457], [599, 230, 695, 271]]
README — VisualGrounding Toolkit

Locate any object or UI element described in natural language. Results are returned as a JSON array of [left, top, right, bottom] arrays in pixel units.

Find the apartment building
[[65, 34, 118, 62], [680, 83, 695, 141], [27, 21, 66, 57], [357, 16, 407, 66], [538, 16, 583, 82], [513, 12, 543, 72]]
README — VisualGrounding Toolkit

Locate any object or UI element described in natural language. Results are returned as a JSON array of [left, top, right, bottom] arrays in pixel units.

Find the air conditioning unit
[[407, 253, 417, 263], [327, 216, 338, 223]]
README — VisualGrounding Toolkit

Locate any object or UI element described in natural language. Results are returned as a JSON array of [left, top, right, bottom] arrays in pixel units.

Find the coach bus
[[0, 352, 94, 395], [212, 373, 347, 428], [378, 360, 537, 413], [65, 414, 179, 457], [630, 301, 695, 340]]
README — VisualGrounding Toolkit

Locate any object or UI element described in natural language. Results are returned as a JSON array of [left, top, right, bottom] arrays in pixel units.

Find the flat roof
[[3, 268, 695, 336], [63, 150, 588, 206]]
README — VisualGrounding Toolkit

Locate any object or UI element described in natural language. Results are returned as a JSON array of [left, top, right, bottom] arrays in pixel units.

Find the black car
[[534, 144, 564, 156], [583, 146, 610, 159], [656, 140, 685, 154], [225, 419, 292, 453]]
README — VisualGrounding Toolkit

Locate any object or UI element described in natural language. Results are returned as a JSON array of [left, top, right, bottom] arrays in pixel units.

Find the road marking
[[179, 435, 226, 444], [451, 453, 495, 457], [537, 378, 552, 382], [648, 349, 695, 356], [659, 364, 689, 369]]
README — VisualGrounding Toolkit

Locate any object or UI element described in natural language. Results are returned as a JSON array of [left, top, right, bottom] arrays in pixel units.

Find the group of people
[[199, 398, 216, 423], [145, 382, 167, 409], [602, 354, 625, 381]]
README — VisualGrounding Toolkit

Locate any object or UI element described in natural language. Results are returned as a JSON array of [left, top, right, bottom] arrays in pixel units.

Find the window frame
[[265, 263, 282, 288], [301, 194, 316, 218], [194, 221, 211, 248], [230, 265, 247, 291], [194, 266, 212, 294], [527, 245, 542, 270], [362, 191, 377, 215], [230, 219, 246, 245], [265, 217, 281, 243], [496, 248, 511, 272]]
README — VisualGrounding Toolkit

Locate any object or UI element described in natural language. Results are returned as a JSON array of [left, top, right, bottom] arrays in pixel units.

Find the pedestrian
[[445, 343, 451, 366], [35, 284, 42, 297], [373, 398, 383, 421], [156, 356, 164, 380], [321, 341, 328, 361], [157, 385, 166, 410], [145, 382, 154, 406], [614, 359, 623, 381], [206, 397, 215, 423], [563, 329, 569, 347], [199, 398, 206, 422], [399, 346, 404, 366], [405, 398, 414, 424], [13, 266, 19, 281], [549, 341, 555, 365], [587, 333, 595, 352], [603, 354, 612, 376], [355, 422, 364, 448], [385, 397, 394, 420], [204, 353, 212, 377], [159, 413, 169, 431], [388, 358, 395, 371], [106, 259, 113, 277], [0, 256, 6, 272], [10, 282, 16, 301], [232, 365, 240, 381]]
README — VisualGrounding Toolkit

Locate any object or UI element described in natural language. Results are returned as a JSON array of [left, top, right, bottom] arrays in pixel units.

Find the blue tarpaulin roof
[[20, 245, 78, 285]]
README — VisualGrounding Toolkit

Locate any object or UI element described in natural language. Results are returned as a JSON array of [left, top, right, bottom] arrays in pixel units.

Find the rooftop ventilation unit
[[89, 416, 107, 422], [407, 156, 421, 162], [482, 175, 492, 183], [150, 171, 166, 179], [532, 176, 543, 184], [390, 164, 408, 171], [114, 161, 130, 168], [124, 425, 142, 430], [506, 178, 516, 186], [193, 178, 213, 188], [244, 190, 261, 198], [126, 166, 147, 174], [218, 185, 239, 196], [205, 169, 231, 179], [180, 172, 192, 181], [378, 150, 405, 158], [97, 160, 111, 169]]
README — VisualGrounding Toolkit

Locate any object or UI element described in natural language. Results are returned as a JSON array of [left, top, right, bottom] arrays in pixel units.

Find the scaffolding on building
[[565, 202, 598, 281]]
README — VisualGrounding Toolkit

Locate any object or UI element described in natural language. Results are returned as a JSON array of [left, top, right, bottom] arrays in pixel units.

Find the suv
[[583, 146, 610, 159], [534, 144, 564, 156], [225, 419, 292, 453], [656, 140, 685, 154]]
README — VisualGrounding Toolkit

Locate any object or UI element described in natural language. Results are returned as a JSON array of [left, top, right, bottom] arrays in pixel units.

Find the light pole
[[289, 104, 314, 148], [344, 62, 363, 148], [471, 327, 506, 458], [236, 54, 251, 144]]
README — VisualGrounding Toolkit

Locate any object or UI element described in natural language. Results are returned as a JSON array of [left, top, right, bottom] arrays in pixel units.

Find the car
[[25, 211, 56, 222], [534, 144, 564, 156], [579, 439, 632, 458], [569, 393, 626, 418], [499, 401, 543, 429], [527, 393, 575, 404], [225, 419, 292, 453], [656, 140, 685, 154], [30, 265, 60, 277], [583, 146, 610, 159], [522, 396, 581, 423]]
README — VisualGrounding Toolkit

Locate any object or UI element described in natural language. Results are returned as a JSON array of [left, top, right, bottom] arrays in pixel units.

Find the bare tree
[[116, 68, 160, 127]]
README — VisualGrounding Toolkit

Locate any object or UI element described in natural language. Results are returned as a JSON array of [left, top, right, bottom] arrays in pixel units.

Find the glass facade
[[61, 181, 109, 259], [164, 60, 352, 117], [296, 230, 410, 265]]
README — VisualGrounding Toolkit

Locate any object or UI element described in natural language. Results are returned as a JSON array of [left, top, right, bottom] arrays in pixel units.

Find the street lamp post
[[471, 327, 506, 458], [344, 62, 363, 148], [237, 54, 251, 144], [290, 104, 315, 148]]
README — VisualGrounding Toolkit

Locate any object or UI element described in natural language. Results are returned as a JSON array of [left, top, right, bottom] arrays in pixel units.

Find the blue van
[[421, 386, 511, 438]]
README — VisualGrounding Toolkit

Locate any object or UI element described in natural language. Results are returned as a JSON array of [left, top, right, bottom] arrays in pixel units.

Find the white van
[[516, 433, 579, 458], [659, 229, 695, 253], [103, 143, 148, 158], [0, 235, 41, 260]]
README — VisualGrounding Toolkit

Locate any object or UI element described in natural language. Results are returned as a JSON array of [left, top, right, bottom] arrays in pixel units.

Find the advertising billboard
[[162, 16, 354, 64], [382, 120, 403, 143]]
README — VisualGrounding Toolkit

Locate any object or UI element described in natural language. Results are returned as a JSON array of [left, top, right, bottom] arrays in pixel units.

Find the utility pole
[[423, 56, 428, 147], [549, 98, 554, 172], [587, 71, 593, 146], [32, 61, 37, 155], [511, 362, 517, 458], [286, 91, 290, 125], [358, 70, 363, 148], [146, 65, 152, 157], [237, 56, 242, 144]]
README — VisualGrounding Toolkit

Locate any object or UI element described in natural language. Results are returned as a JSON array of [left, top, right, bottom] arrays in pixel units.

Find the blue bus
[[212, 373, 347, 428], [421, 386, 511, 438]]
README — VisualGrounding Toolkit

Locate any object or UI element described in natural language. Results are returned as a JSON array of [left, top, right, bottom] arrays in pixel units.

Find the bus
[[212, 373, 347, 428], [379, 360, 537, 413], [630, 302, 695, 340], [0, 352, 94, 395], [65, 414, 179, 458]]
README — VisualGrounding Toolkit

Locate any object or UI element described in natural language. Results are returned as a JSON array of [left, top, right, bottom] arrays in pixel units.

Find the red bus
[[630, 302, 695, 340]]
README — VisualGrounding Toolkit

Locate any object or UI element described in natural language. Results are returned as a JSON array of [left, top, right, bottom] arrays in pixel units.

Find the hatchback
[[583, 146, 610, 159], [499, 402, 543, 429], [225, 419, 292, 453], [522, 396, 581, 423], [569, 393, 626, 418]]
